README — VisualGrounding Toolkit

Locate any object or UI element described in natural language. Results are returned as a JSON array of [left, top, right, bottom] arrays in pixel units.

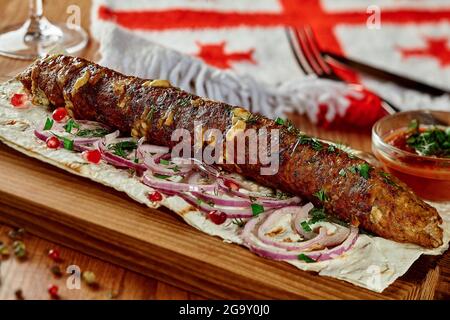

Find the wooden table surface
[[0, 0, 448, 300]]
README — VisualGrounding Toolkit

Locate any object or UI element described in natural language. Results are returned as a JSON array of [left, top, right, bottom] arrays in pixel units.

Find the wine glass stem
[[26, 0, 45, 39], [29, 0, 44, 19]]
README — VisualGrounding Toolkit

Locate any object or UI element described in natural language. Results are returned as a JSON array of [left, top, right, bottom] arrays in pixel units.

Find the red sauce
[[374, 128, 450, 202]]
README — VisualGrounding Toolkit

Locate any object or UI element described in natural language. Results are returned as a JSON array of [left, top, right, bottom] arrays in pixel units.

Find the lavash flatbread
[[0, 79, 449, 293]]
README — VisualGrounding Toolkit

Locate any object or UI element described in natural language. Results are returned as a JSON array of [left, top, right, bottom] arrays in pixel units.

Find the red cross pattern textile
[[90, 0, 450, 128]]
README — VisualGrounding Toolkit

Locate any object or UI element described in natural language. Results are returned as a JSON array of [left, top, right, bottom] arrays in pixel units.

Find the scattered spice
[[0, 241, 9, 257], [82, 271, 97, 286], [8, 228, 25, 240], [12, 241, 26, 259], [50, 265, 63, 278], [14, 289, 24, 300]]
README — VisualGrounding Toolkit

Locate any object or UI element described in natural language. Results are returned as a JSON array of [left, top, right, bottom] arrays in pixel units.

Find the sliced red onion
[[190, 191, 252, 207], [97, 134, 146, 171], [176, 192, 255, 218], [242, 210, 358, 262], [137, 137, 170, 158], [218, 178, 301, 208], [142, 172, 217, 193], [257, 205, 351, 251], [34, 129, 102, 151], [143, 154, 191, 176]]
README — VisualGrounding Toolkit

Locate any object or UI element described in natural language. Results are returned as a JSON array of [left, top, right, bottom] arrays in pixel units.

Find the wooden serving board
[[0, 143, 444, 299]]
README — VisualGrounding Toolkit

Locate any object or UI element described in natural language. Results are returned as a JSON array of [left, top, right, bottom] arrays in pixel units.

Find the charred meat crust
[[16, 54, 444, 248]]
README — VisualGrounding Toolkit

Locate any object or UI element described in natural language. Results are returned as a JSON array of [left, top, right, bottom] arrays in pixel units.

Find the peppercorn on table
[[0, 0, 448, 300]]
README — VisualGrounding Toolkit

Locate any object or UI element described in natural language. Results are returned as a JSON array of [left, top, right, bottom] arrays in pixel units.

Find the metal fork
[[288, 25, 400, 115]]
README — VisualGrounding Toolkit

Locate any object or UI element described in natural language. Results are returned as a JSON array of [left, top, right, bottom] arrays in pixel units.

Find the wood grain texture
[[0, 0, 448, 300]]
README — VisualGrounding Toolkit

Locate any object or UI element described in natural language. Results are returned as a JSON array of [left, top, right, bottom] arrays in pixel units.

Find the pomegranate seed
[[208, 210, 227, 225], [10, 93, 27, 108], [46, 136, 60, 149], [48, 249, 61, 262], [224, 179, 240, 191], [148, 191, 163, 202], [82, 149, 102, 164], [52, 107, 67, 122], [48, 284, 59, 298]]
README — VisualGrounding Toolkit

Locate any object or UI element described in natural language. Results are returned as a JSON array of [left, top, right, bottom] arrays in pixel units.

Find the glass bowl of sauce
[[372, 110, 450, 202]]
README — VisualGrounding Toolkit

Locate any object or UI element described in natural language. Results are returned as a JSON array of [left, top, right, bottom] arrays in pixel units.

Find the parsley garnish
[[405, 119, 450, 157], [251, 203, 264, 216], [357, 163, 371, 179], [338, 168, 346, 177], [159, 159, 170, 165], [314, 189, 329, 202], [275, 117, 285, 125], [153, 173, 171, 180], [43, 118, 54, 130], [300, 221, 312, 232], [146, 106, 156, 121], [76, 128, 110, 137], [232, 218, 245, 227], [327, 145, 336, 153], [63, 119, 80, 133], [63, 137, 74, 151], [297, 134, 322, 151], [108, 141, 137, 158], [348, 163, 372, 179], [308, 207, 327, 224], [298, 253, 316, 263], [380, 172, 399, 188]]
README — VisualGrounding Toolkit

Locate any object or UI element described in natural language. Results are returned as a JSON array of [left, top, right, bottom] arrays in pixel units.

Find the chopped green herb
[[159, 159, 170, 165], [300, 221, 312, 232], [327, 145, 336, 153], [231, 218, 245, 227], [405, 120, 450, 157], [146, 106, 156, 121], [308, 207, 327, 224], [76, 128, 110, 137], [153, 173, 171, 180], [133, 158, 139, 164], [358, 163, 371, 179], [348, 166, 357, 174], [63, 119, 79, 133], [310, 138, 323, 151], [109, 141, 137, 158], [43, 118, 54, 130], [251, 203, 264, 216], [348, 163, 372, 179], [314, 189, 329, 202], [275, 117, 285, 125], [298, 253, 316, 263], [338, 168, 346, 177], [380, 172, 399, 188], [63, 137, 74, 151]]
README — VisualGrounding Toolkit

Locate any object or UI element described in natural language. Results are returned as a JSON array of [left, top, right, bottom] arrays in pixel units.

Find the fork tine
[[295, 27, 324, 76], [304, 25, 333, 74], [286, 28, 314, 75]]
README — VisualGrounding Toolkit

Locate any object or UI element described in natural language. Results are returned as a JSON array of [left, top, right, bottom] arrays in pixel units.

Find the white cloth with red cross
[[90, 0, 450, 127]]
